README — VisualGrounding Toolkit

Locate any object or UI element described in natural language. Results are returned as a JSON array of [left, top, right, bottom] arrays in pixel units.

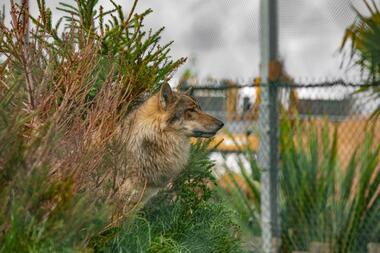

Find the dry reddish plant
[[0, 1, 185, 242]]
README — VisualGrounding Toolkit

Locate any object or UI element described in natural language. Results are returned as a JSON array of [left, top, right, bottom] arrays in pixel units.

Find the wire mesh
[[182, 80, 380, 253]]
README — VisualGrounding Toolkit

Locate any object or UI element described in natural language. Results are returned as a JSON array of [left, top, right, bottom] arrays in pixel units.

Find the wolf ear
[[159, 82, 174, 110]]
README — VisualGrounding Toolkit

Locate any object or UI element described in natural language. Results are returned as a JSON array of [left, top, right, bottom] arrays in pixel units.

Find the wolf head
[[150, 83, 224, 138]]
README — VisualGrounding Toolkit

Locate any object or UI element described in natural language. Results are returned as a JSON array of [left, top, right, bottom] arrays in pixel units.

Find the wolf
[[114, 83, 224, 216]]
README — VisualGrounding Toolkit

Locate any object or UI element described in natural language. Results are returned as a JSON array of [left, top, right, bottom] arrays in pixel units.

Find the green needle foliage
[[96, 141, 242, 253], [0, 1, 240, 252], [219, 117, 380, 253]]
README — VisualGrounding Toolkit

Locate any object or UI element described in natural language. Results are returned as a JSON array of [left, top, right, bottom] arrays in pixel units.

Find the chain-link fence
[[184, 80, 380, 157], [181, 80, 380, 253]]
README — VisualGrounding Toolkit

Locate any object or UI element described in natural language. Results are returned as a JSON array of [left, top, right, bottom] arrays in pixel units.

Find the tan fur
[[113, 84, 223, 218]]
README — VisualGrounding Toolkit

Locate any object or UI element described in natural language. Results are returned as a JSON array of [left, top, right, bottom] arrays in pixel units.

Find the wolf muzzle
[[192, 119, 224, 138]]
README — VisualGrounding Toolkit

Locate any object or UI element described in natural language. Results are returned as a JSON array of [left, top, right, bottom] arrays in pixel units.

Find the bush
[[96, 141, 241, 253], [0, 1, 240, 252]]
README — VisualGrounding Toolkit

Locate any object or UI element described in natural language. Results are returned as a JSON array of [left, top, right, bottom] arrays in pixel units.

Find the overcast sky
[[129, 0, 378, 81], [1, 0, 379, 81]]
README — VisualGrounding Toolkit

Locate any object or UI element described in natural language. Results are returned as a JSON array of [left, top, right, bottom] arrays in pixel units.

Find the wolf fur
[[114, 83, 224, 216]]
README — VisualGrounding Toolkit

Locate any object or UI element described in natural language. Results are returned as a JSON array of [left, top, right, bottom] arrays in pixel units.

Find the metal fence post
[[258, 0, 280, 252]]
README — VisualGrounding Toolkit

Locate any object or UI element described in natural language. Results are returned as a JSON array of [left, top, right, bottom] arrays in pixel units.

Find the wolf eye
[[185, 109, 195, 119]]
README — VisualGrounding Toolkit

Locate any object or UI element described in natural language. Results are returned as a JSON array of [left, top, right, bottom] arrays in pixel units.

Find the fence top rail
[[182, 80, 380, 90]]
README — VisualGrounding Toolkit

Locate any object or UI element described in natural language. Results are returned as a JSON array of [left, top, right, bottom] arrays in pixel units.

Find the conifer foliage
[[0, 1, 240, 252]]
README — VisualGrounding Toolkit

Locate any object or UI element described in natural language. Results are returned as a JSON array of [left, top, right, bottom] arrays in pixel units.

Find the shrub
[[96, 141, 242, 253], [0, 1, 240, 252]]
